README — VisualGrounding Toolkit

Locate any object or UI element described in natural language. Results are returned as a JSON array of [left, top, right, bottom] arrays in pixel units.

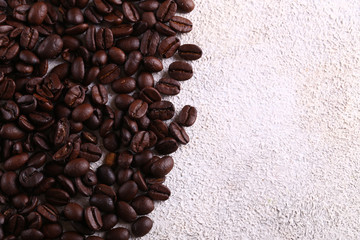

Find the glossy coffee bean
[[131, 195, 154, 215], [63, 202, 84, 221], [21, 228, 44, 240], [46, 188, 70, 206], [156, 78, 180, 95], [168, 61, 193, 80], [118, 180, 138, 202], [128, 100, 148, 119], [89, 194, 114, 212], [132, 216, 153, 237], [170, 16, 192, 33], [96, 27, 113, 50], [158, 36, 180, 58], [27, 212, 43, 229], [116, 201, 137, 222], [112, 77, 136, 93], [143, 56, 163, 72], [37, 34, 63, 59], [64, 158, 90, 177], [169, 122, 189, 144], [84, 206, 103, 231], [148, 184, 171, 200], [175, 0, 195, 12], [72, 103, 94, 122], [178, 105, 197, 126], [98, 64, 121, 84], [124, 51, 142, 76], [105, 227, 129, 240], [108, 47, 126, 64], [150, 156, 174, 177], [37, 203, 59, 222], [19, 167, 44, 188], [148, 101, 175, 120], [114, 94, 134, 110], [156, 137, 178, 155], [96, 164, 116, 185], [156, 0, 177, 22], [155, 21, 176, 36], [139, 87, 161, 104], [122, 2, 139, 22], [101, 213, 118, 231], [0, 123, 25, 140], [79, 143, 102, 162], [42, 223, 63, 239], [4, 153, 28, 171], [117, 169, 133, 185], [28, 2, 47, 25], [178, 44, 202, 60]]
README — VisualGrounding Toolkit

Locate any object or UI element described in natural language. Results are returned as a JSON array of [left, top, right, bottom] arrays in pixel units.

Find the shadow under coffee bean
[[0, 0, 201, 238]]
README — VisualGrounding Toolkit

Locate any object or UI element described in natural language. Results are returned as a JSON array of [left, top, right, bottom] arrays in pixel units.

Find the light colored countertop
[[136, 0, 360, 239]]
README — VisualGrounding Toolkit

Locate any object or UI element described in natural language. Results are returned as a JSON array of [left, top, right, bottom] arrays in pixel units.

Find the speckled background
[[110, 0, 360, 239]]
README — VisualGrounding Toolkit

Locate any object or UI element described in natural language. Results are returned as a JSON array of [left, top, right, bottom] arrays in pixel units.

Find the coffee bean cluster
[[0, 0, 201, 238]]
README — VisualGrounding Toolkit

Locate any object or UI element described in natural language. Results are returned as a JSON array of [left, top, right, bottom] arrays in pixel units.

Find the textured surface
[[136, 0, 360, 239], [86, 0, 360, 239]]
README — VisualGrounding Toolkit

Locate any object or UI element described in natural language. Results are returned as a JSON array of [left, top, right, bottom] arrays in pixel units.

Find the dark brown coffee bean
[[123, 115, 138, 134], [98, 63, 121, 84], [85, 6, 103, 24], [19, 50, 39, 65], [155, 22, 176, 36], [82, 170, 98, 186], [96, 27, 113, 50], [84, 25, 96, 51], [128, 99, 148, 119], [170, 15, 192, 33], [57, 175, 76, 196], [53, 118, 70, 147], [4, 153, 28, 171], [140, 30, 160, 56], [130, 131, 153, 153], [175, 0, 195, 12], [139, 87, 161, 104], [108, 46, 125, 64], [0, 123, 25, 140], [27, 212, 42, 229], [138, 0, 159, 11], [64, 158, 90, 177], [0, 40, 19, 61], [143, 56, 163, 72], [148, 101, 175, 120], [131, 195, 154, 215], [84, 108, 103, 130], [71, 56, 85, 81], [64, 23, 89, 35], [72, 103, 94, 122], [7, 214, 25, 236], [99, 118, 114, 137], [132, 216, 153, 237], [53, 142, 73, 161], [11, 194, 28, 210], [63, 202, 84, 221], [111, 24, 133, 37], [75, 177, 93, 197], [94, 0, 112, 14], [105, 227, 129, 240], [84, 206, 103, 231], [178, 105, 197, 126], [137, 72, 154, 89], [142, 11, 156, 28], [157, 0, 177, 22], [96, 164, 116, 185], [104, 9, 123, 25], [27, 152, 46, 168], [116, 151, 133, 169], [112, 77, 136, 93], [168, 60, 193, 80], [19, 167, 44, 188], [67, 7, 84, 24], [46, 188, 70, 206], [117, 168, 133, 185], [124, 50, 142, 76], [132, 170, 147, 191], [178, 44, 202, 60], [133, 150, 153, 167], [94, 184, 117, 201], [20, 27, 38, 49], [156, 77, 180, 95], [79, 143, 102, 162], [37, 34, 63, 59], [90, 194, 114, 212], [28, 2, 47, 25], [156, 137, 178, 154], [13, 5, 30, 22], [150, 155, 174, 177], [114, 94, 134, 110], [37, 203, 59, 222], [0, 77, 15, 99], [63, 36, 81, 51], [42, 223, 63, 239], [34, 177, 55, 195], [116, 36, 139, 52], [116, 201, 137, 222], [0, 100, 19, 121], [158, 36, 180, 58], [32, 133, 50, 150], [118, 180, 138, 202], [61, 231, 84, 240], [82, 131, 98, 144], [122, 2, 139, 22], [148, 184, 171, 200], [169, 122, 189, 144], [92, 50, 107, 66], [101, 213, 118, 231], [131, 20, 147, 36]]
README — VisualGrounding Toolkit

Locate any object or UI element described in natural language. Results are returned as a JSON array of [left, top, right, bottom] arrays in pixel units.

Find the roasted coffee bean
[[143, 56, 163, 73], [170, 15, 192, 33], [71, 221, 95, 235], [19, 50, 39, 65], [53, 142, 73, 161], [98, 64, 121, 84], [42, 223, 63, 239], [99, 118, 114, 137], [63, 202, 83, 221], [114, 94, 134, 110], [84, 25, 96, 51], [94, 0, 112, 14], [20, 27, 38, 49], [139, 87, 161, 104], [156, 137, 178, 154], [132, 216, 153, 237], [122, 2, 139, 22], [37, 203, 59, 222], [94, 184, 117, 201], [28, 2, 47, 25], [105, 227, 129, 240], [156, 0, 177, 22], [178, 44, 202, 60], [118, 180, 138, 202], [116, 201, 137, 222], [138, 0, 159, 11], [64, 23, 89, 35], [168, 61, 193, 80], [140, 30, 160, 56], [148, 183, 171, 200], [7, 214, 25, 236], [104, 9, 123, 25], [133, 150, 153, 167], [27, 152, 46, 168], [131, 195, 154, 215], [11, 194, 28, 209], [34, 177, 55, 195], [117, 168, 133, 185], [37, 34, 63, 59], [82, 131, 98, 144], [148, 101, 175, 120], [130, 131, 152, 153], [169, 122, 189, 144], [71, 56, 85, 81], [46, 188, 70, 206], [57, 175, 76, 196], [142, 11, 156, 28], [4, 153, 28, 171], [155, 21, 176, 36], [19, 167, 44, 188], [96, 27, 113, 50], [0, 77, 15, 99], [33, 132, 51, 150], [96, 164, 116, 185], [27, 212, 43, 229], [175, 0, 195, 12], [158, 36, 180, 58], [15, 62, 33, 74], [150, 155, 174, 177], [124, 50, 142, 76], [156, 77, 180, 95], [84, 108, 103, 130], [101, 213, 118, 231], [124, 115, 138, 134], [128, 99, 148, 119], [112, 77, 136, 93], [67, 7, 84, 24], [0, 40, 19, 61], [89, 194, 114, 212], [84, 206, 103, 231], [132, 170, 147, 191], [117, 151, 133, 169], [92, 50, 107, 66], [72, 103, 94, 122], [178, 105, 197, 126], [79, 143, 102, 162], [85, 6, 103, 24], [53, 118, 70, 147], [117, 36, 139, 52], [0, 100, 19, 121], [64, 158, 90, 177], [131, 20, 148, 36], [108, 46, 125, 64], [137, 72, 154, 89], [0, 123, 25, 140], [111, 24, 133, 37], [64, 85, 86, 108], [61, 231, 84, 240]]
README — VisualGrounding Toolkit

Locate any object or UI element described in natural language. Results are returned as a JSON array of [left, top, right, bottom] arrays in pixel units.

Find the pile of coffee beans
[[0, 0, 201, 238]]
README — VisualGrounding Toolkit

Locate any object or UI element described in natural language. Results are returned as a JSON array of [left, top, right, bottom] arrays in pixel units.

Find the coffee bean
[[89, 194, 114, 212], [148, 183, 171, 200], [63, 202, 84, 221], [27, 212, 43, 229], [155, 21, 176, 36], [37, 203, 59, 222], [64, 23, 89, 35], [94, 0, 112, 14], [19, 50, 39, 65], [0, 100, 19, 121], [105, 227, 129, 240], [178, 44, 202, 60], [116, 201, 137, 222], [132, 216, 153, 237], [84, 206, 103, 231], [169, 16, 192, 33], [128, 99, 148, 119], [92, 50, 108, 66], [168, 60, 193, 80], [169, 122, 189, 144], [85, 6, 103, 24], [111, 24, 133, 37], [112, 77, 136, 93], [140, 30, 160, 56], [72, 103, 94, 122], [143, 56, 163, 72], [156, 137, 178, 155], [132, 170, 147, 191], [64, 158, 90, 177], [175, 0, 195, 13], [117, 151, 133, 169], [156, 0, 177, 22], [131, 195, 154, 215], [139, 87, 161, 104], [133, 150, 153, 167], [117, 169, 133, 185], [156, 78, 181, 95], [131, 21, 148, 36], [148, 101, 175, 120], [98, 64, 121, 84], [7, 214, 25, 236], [178, 105, 197, 126], [46, 188, 70, 206], [71, 56, 85, 81], [138, 0, 159, 11], [19, 167, 44, 188], [101, 213, 118, 231], [124, 50, 142, 76], [42, 223, 63, 239], [61, 231, 84, 240], [96, 27, 113, 50], [108, 47, 125, 64], [137, 72, 154, 89], [130, 131, 152, 153], [122, 2, 139, 22], [37, 34, 63, 59], [94, 184, 117, 201], [158, 36, 180, 58], [67, 8, 84, 24], [28, 2, 47, 25], [118, 180, 138, 202], [20, 27, 38, 49], [0, 77, 15, 99], [4, 153, 28, 171], [104, 9, 123, 25], [150, 155, 174, 177], [96, 164, 116, 185], [114, 94, 134, 110]]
